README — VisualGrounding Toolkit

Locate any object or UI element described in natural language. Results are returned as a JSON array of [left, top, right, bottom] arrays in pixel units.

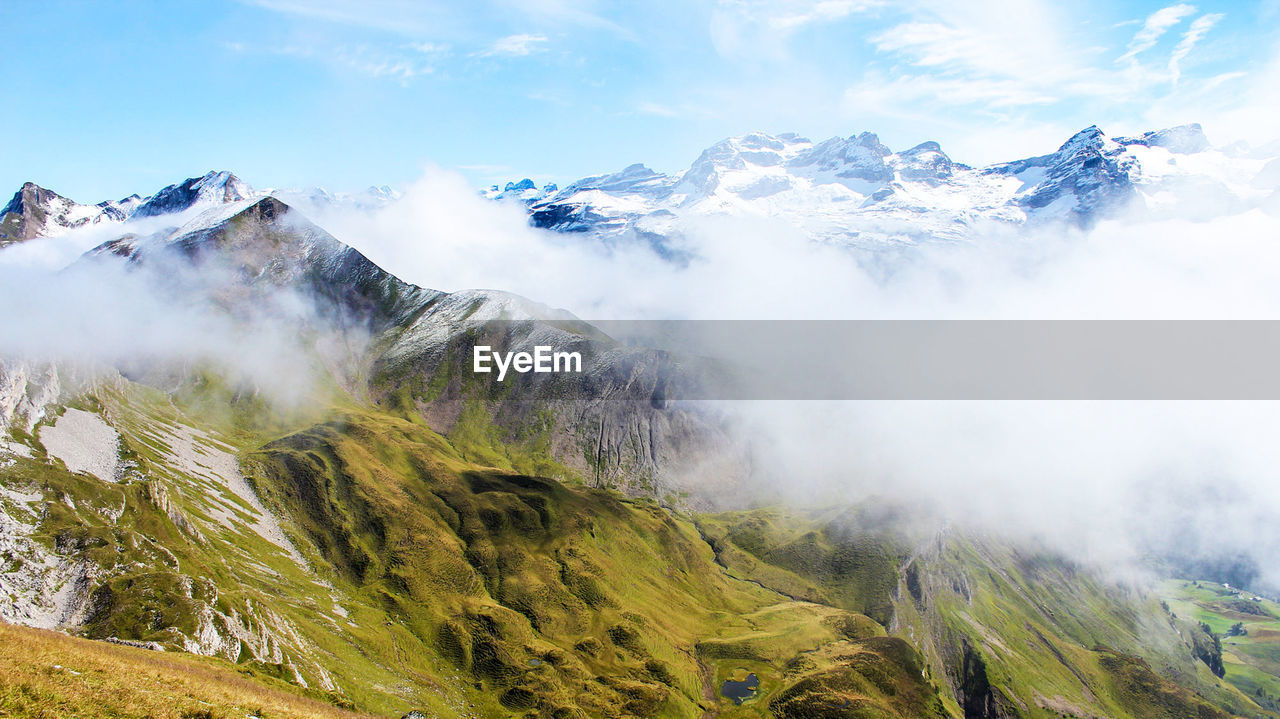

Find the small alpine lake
[[720, 668, 760, 705]]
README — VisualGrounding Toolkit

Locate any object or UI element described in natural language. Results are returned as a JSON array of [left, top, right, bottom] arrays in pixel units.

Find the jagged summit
[[0, 170, 411, 248], [0, 181, 131, 246], [88, 196, 439, 334], [1123, 123, 1210, 154], [133, 170, 251, 218]]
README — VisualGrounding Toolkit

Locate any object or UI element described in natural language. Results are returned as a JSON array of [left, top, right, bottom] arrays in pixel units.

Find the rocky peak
[[133, 170, 252, 218], [789, 132, 892, 182], [568, 163, 670, 196], [1120, 123, 1211, 154], [1, 182, 108, 245], [895, 141, 955, 181]]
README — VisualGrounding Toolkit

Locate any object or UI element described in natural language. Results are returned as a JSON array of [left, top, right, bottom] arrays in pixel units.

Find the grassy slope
[[1160, 578, 1280, 713], [3, 374, 952, 718], [6, 370, 1279, 718], [697, 510, 1266, 719], [0, 620, 371, 719], [245, 408, 950, 718]]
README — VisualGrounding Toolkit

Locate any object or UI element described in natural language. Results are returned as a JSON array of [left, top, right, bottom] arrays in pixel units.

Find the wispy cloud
[[239, 0, 452, 35], [1169, 13, 1223, 83], [769, 0, 883, 30], [711, 0, 882, 59], [275, 43, 434, 83], [1119, 3, 1196, 64], [845, 0, 1233, 133], [480, 33, 549, 57], [407, 41, 450, 55], [863, 3, 1087, 111], [636, 101, 681, 118]]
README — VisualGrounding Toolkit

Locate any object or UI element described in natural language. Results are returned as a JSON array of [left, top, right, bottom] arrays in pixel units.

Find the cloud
[[0, 240, 332, 408], [407, 41, 450, 55], [710, 0, 881, 59], [768, 0, 883, 30], [280, 157, 1280, 586], [854, 2, 1093, 117], [636, 101, 681, 118], [238, 0, 453, 35], [1169, 13, 1223, 84], [270, 43, 435, 82], [1118, 3, 1197, 64], [480, 33, 549, 57], [837, 0, 1238, 153]]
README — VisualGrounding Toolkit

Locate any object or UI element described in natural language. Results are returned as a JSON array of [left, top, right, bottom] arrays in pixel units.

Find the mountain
[[74, 197, 746, 502], [4, 158, 1280, 717], [0, 182, 137, 247], [0, 172, 401, 248], [493, 123, 1277, 252], [131, 170, 252, 218]]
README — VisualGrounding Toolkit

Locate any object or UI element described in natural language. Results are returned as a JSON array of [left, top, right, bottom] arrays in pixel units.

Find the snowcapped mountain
[[0, 171, 252, 247], [482, 178, 559, 203], [0, 183, 137, 247], [491, 123, 1279, 252], [6, 122, 1275, 257], [131, 170, 252, 218], [0, 171, 401, 248]]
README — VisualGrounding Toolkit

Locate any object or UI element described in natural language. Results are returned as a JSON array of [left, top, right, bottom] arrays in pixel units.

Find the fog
[[302, 160, 1280, 588], [6, 146, 1280, 589], [0, 214, 333, 407]]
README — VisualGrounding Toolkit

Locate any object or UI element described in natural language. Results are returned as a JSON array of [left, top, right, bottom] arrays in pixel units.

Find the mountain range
[[3, 124, 1280, 719], [7, 123, 1280, 258], [489, 123, 1280, 253]]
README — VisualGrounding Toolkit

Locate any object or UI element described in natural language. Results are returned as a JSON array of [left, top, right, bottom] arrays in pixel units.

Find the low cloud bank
[[310, 164, 1280, 587], [6, 159, 1280, 587]]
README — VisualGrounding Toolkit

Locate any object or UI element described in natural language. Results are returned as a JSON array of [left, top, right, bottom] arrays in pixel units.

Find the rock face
[[0, 360, 63, 431], [989, 125, 1139, 223]]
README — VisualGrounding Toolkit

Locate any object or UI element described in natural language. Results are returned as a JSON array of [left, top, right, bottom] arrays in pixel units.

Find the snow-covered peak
[[679, 132, 814, 197], [0, 182, 127, 246], [510, 123, 1278, 250], [563, 164, 671, 197], [133, 170, 252, 218], [1118, 123, 1210, 154], [483, 178, 559, 203]]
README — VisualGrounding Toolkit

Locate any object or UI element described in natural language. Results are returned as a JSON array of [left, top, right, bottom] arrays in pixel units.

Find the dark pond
[[720, 672, 759, 704]]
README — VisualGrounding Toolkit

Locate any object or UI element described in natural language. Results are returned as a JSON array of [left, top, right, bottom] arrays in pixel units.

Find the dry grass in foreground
[[0, 621, 374, 719]]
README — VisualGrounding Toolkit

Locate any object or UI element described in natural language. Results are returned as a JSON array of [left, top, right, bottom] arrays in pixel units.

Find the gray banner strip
[[580, 320, 1280, 399]]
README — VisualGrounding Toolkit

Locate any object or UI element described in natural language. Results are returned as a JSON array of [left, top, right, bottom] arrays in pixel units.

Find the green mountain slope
[[2, 374, 952, 718], [3, 198, 1278, 718]]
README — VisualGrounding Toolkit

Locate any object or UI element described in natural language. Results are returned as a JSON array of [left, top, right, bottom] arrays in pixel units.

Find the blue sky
[[3, 0, 1276, 201]]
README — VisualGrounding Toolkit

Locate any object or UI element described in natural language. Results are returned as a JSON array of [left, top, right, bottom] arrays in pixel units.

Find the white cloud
[[276, 44, 432, 82], [637, 101, 681, 118], [858, 2, 1091, 113], [769, 0, 883, 30], [481, 33, 549, 57], [239, 0, 453, 35], [710, 0, 881, 59], [1119, 3, 1197, 63], [1169, 13, 1223, 83], [407, 41, 450, 55]]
